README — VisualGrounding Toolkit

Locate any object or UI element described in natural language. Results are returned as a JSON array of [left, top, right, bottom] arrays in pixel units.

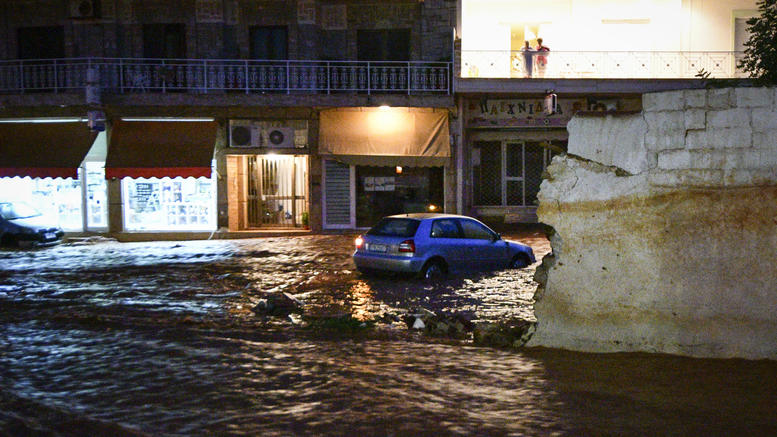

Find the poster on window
[[364, 176, 396, 192], [132, 183, 155, 212]]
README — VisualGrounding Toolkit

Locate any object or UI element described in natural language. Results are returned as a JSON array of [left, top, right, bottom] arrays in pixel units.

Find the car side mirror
[[492, 233, 501, 242]]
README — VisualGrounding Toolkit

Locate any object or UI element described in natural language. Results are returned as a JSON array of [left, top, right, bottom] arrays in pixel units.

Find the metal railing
[[0, 58, 453, 94], [461, 50, 749, 79]]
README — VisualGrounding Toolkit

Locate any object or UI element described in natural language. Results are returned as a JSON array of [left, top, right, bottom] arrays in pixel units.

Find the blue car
[[353, 213, 535, 279], [0, 200, 64, 248]]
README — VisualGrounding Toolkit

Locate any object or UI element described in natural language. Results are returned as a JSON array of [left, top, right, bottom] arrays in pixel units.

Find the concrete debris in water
[[252, 292, 305, 316], [404, 309, 476, 339], [473, 319, 536, 349]]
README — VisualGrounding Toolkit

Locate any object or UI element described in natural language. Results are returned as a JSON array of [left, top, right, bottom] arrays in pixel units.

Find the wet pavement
[[1, 231, 776, 436]]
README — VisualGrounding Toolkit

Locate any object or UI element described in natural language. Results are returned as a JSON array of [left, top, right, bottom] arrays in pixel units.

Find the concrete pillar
[[107, 178, 123, 233]]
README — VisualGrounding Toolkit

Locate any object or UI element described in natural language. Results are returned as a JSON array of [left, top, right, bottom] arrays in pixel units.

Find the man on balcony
[[521, 41, 534, 78]]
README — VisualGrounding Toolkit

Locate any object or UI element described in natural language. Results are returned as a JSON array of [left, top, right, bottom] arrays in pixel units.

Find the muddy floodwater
[[1, 232, 776, 436]]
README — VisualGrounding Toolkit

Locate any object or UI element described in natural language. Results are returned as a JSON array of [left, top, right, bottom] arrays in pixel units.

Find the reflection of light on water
[[347, 281, 376, 321]]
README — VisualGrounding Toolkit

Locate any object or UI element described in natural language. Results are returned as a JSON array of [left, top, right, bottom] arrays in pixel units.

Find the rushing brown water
[[1, 233, 775, 436]]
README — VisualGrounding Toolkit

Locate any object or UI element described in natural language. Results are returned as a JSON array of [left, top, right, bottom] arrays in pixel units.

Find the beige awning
[[319, 108, 450, 167]]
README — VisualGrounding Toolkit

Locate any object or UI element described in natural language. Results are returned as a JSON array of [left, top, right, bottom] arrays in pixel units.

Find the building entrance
[[246, 155, 308, 228], [227, 154, 308, 230], [355, 165, 443, 228]]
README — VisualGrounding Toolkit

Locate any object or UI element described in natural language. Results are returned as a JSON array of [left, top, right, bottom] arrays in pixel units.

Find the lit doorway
[[227, 154, 308, 229]]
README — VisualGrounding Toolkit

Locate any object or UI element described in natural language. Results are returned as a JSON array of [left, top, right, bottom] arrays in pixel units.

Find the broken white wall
[[528, 87, 777, 359]]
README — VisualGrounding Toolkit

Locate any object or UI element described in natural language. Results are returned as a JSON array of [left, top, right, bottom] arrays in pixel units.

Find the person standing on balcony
[[521, 41, 535, 78], [535, 38, 550, 78]]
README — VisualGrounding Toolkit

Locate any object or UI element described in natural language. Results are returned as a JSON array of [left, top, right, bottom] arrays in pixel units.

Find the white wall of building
[[461, 0, 758, 53]]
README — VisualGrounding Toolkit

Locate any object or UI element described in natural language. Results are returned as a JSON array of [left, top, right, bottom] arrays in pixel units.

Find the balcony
[[0, 58, 452, 95], [461, 50, 748, 80]]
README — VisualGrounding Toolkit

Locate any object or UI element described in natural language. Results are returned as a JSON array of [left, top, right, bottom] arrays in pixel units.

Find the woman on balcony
[[535, 38, 550, 78]]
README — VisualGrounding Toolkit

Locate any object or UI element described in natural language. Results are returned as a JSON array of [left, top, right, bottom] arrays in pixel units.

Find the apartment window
[[250, 26, 288, 60], [143, 24, 186, 58], [357, 29, 410, 61], [17, 26, 65, 59]]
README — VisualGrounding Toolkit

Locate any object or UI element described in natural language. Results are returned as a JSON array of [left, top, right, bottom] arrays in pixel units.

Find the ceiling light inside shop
[[120, 117, 215, 122], [0, 118, 83, 123]]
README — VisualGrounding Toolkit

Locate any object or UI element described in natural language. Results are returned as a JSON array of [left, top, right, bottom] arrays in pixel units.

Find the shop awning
[[106, 120, 218, 179], [0, 122, 97, 179], [319, 108, 450, 167]]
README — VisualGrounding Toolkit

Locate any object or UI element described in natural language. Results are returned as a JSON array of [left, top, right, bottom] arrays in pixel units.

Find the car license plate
[[44, 232, 56, 239], [370, 243, 387, 253]]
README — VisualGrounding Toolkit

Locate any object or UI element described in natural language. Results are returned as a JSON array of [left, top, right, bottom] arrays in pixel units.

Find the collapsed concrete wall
[[527, 87, 777, 359]]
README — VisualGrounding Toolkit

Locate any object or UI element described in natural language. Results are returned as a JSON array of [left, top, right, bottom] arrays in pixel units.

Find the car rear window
[[366, 218, 420, 237]]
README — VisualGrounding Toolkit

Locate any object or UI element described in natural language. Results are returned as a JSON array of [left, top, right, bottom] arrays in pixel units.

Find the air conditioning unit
[[265, 127, 295, 148], [229, 120, 262, 148], [70, 0, 101, 18]]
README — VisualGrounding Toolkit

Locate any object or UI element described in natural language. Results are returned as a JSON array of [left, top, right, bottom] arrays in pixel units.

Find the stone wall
[[528, 87, 777, 359]]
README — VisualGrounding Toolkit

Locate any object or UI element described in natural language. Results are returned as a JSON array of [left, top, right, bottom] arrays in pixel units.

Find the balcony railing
[[461, 50, 749, 79], [0, 58, 452, 95]]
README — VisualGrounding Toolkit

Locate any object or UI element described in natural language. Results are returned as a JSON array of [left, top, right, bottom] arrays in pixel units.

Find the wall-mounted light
[[396, 166, 403, 174], [544, 90, 558, 115]]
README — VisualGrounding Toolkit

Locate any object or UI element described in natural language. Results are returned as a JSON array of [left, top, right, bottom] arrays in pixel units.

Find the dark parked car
[[353, 213, 535, 279], [0, 200, 64, 248]]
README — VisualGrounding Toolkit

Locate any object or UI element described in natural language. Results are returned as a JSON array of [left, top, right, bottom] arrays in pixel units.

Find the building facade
[[0, 0, 760, 237], [0, 0, 455, 237], [454, 0, 758, 226]]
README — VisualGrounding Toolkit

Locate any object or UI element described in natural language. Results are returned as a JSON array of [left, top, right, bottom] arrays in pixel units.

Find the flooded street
[[1, 232, 776, 436]]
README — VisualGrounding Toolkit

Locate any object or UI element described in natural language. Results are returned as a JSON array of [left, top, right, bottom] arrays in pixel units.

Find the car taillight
[[398, 239, 415, 253], [354, 236, 364, 249]]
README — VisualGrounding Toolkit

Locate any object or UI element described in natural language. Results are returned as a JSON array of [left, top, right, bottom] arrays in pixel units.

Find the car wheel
[[420, 260, 446, 280], [0, 234, 12, 247], [17, 239, 35, 249], [510, 254, 530, 269]]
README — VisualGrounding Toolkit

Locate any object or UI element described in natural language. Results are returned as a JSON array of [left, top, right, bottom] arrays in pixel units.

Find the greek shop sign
[[466, 98, 586, 128]]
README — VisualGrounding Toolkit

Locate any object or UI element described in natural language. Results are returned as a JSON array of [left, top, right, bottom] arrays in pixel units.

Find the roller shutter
[[323, 159, 352, 228]]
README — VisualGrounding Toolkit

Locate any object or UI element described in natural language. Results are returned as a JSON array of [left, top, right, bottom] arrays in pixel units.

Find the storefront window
[[355, 166, 443, 227], [0, 176, 83, 231], [122, 175, 217, 232]]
